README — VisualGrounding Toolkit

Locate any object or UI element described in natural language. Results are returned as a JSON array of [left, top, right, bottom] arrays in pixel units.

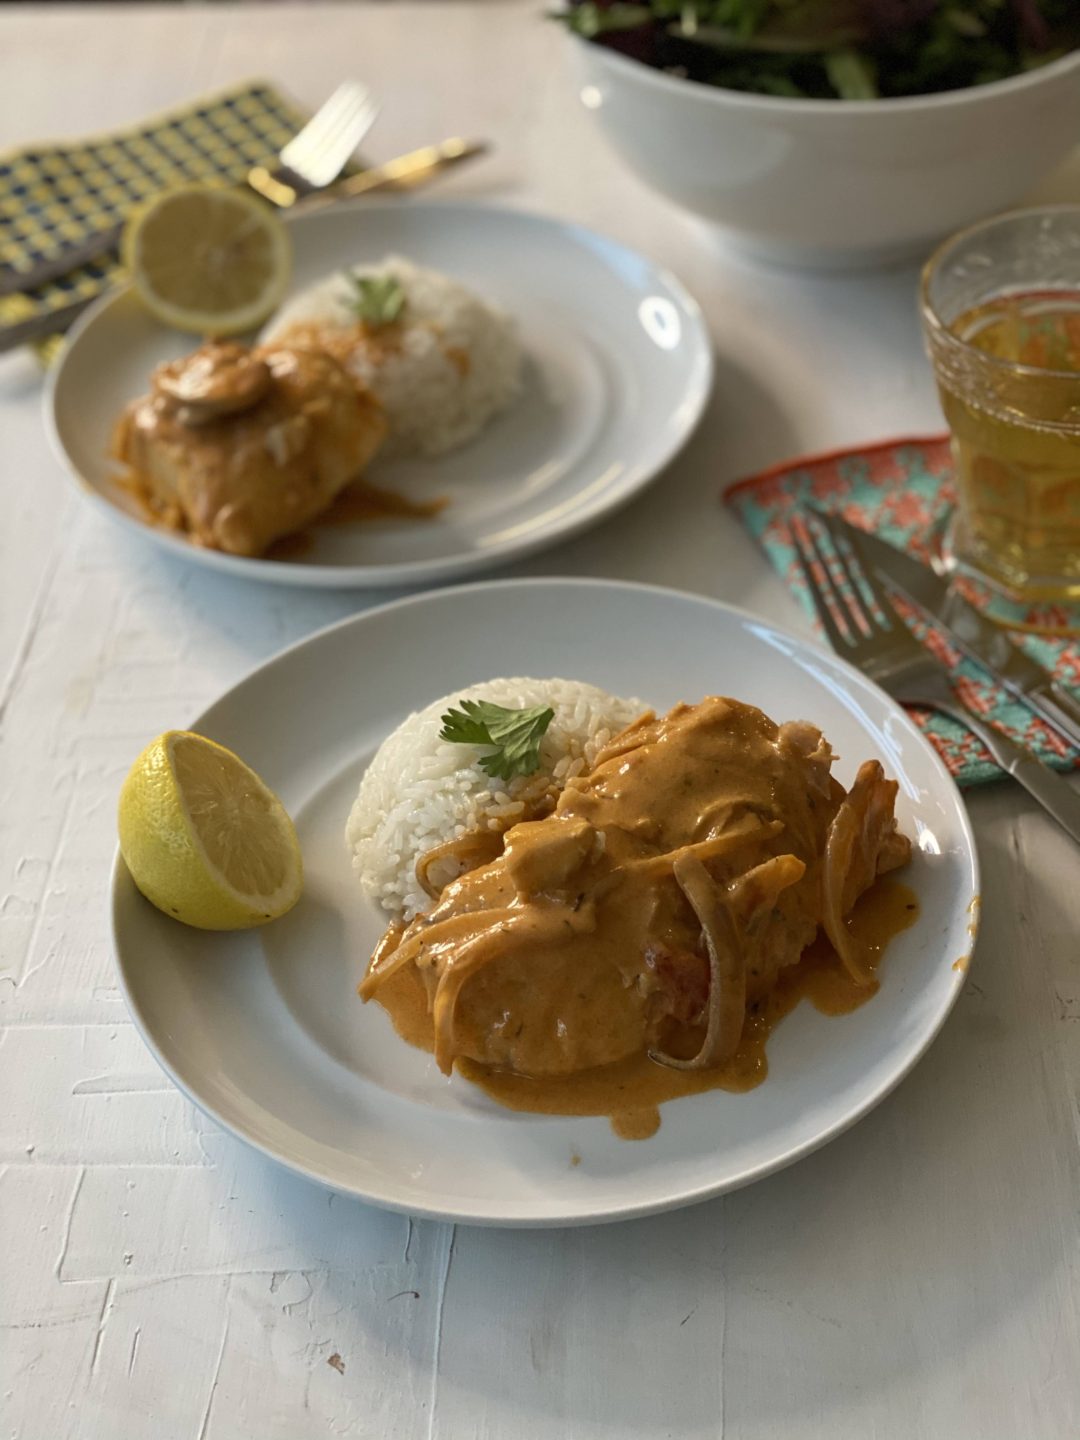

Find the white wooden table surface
[[3, 5, 1080, 1437]]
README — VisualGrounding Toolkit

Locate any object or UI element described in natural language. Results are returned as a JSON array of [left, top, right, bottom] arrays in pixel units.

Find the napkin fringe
[[723, 432, 951, 503]]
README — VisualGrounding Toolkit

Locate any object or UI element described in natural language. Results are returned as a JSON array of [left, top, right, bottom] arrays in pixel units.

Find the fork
[[791, 508, 1080, 843], [247, 79, 379, 206], [0, 81, 378, 298]]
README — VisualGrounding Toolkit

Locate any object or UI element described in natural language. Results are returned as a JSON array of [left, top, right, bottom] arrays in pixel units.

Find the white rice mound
[[262, 255, 522, 457], [346, 677, 646, 919]]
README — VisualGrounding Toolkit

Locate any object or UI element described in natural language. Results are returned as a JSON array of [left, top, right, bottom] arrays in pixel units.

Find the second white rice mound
[[262, 255, 522, 457], [347, 676, 646, 919]]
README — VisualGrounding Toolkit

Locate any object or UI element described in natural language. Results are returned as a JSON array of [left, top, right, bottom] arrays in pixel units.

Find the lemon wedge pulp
[[118, 731, 303, 930], [123, 184, 291, 336]]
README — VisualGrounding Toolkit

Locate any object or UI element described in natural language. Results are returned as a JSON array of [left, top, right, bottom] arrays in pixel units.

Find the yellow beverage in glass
[[921, 209, 1080, 610]]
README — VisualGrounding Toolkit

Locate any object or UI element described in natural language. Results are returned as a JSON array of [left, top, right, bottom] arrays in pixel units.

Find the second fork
[[792, 509, 1080, 845]]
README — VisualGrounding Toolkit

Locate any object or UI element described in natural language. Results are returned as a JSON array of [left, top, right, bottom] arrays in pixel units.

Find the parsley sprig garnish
[[346, 272, 406, 328], [439, 700, 555, 782]]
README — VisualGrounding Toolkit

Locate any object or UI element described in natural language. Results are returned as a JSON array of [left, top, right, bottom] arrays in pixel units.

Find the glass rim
[[919, 204, 1080, 385]]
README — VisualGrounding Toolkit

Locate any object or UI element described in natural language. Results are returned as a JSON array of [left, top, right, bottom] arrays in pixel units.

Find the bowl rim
[[576, 31, 1080, 116]]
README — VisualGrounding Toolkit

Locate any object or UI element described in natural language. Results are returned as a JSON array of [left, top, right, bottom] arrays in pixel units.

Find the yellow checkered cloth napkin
[[0, 80, 326, 359]]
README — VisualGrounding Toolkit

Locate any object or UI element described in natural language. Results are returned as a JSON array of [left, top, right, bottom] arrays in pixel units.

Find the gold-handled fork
[[0, 81, 378, 299], [792, 507, 1080, 844], [247, 79, 379, 207]]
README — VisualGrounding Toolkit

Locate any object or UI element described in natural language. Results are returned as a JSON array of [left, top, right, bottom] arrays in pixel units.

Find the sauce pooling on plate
[[264, 480, 447, 561], [374, 877, 918, 1138], [361, 696, 915, 1138]]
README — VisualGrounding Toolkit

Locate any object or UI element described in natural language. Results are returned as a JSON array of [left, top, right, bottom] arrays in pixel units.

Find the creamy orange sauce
[[264, 529, 316, 561], [443, 345, 471, 377], [951, 894, 981, 972], [375, 962, 436, 1052], [967, 894, 981, 936], [119, 469, 442, 560], [277, 318, 472, 383], [263, 479, 446, 561], [373, 876, 918, 1138], [319, 477, 447, 526], [362, 697, 916, 1140], [277, 319, 406, 371], [364, 701, 911, 1078], [112, 462, 186, 533], [611, 1107, 661, 1141]]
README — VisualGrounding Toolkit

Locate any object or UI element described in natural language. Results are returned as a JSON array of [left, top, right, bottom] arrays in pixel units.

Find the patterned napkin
[[0, 80, 333, 358], [725, 435, 1080, 785]]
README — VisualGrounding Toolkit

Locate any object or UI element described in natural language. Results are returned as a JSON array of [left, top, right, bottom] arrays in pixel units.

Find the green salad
[[558, 0, 1080, 100]]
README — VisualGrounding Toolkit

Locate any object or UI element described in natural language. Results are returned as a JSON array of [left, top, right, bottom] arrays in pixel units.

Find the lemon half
[[118, 731, 303, 930], [123, 184, 291, 336]]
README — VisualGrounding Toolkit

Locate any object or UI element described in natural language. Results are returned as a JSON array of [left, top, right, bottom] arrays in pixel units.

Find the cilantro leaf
[[346, 272, 407, 328], [439, 700, 556, 781]]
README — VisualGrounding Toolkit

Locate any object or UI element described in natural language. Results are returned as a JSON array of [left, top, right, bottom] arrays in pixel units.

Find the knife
[[828, 513, 1080, 752], [0, 138, 489, 354]]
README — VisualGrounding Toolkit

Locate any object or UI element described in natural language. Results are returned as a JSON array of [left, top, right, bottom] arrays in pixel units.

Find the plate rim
[[45, 199, 715, 589], [110, 575, 981, 1225]]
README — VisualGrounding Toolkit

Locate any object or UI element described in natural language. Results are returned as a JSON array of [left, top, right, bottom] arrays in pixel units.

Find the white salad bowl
[[573, 39, 1080, 269]]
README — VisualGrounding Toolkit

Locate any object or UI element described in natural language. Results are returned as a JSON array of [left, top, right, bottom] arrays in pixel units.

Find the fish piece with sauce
[[112, 340, 386, 557], [360, 697, 912, 1086]]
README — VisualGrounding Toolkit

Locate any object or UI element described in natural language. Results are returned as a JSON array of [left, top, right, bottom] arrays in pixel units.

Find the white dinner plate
[[47, 202, 712, 588], [112, 579, 979, 1226]]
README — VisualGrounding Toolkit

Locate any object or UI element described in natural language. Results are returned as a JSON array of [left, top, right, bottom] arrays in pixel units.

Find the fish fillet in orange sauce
[[361, 697, 916, 1138]]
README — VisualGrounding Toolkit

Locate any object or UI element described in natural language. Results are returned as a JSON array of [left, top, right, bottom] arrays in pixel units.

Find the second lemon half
[[123, 184, 291, 336]]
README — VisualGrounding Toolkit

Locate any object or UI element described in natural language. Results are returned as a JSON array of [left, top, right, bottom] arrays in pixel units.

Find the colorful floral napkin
[[0, 80, 338, 359], [725, 435, 1080, 785]]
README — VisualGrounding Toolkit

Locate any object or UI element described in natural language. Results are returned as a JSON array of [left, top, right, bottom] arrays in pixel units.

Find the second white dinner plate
[[112, 579, 979, 1226], [48, 202, 712, 588]]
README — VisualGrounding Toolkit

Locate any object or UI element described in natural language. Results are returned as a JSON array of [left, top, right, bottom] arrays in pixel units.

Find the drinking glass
[[920, 206, 1080, 614]]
